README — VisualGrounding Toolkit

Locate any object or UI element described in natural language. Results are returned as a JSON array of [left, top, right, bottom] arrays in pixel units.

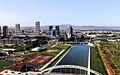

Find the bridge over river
[[40, 44, 101, 75], [0, 44, 101, 75]]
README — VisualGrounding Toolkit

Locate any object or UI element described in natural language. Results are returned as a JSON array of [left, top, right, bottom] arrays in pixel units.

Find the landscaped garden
[[47, 44, 71, 68], [0, 60, 13, 70], [90, 46, 108, 75], [99, 43, 120, 74], [49, 44, 70, 50], [0, 43, 71, 72]]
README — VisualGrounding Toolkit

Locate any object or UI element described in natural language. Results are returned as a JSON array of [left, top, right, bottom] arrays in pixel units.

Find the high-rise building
[[15, 24, 24, 36], [70, 26, 73, 36], [0, 26, 1, 36], [3, 26, 8, 37], [49, 26, 53, 31], [16, 24, 20, 31], [52, 29, 56, 37], [55, 26, 60, 36], [34, 21, 40, 35], [35, 21, 40, 31], [66, 26, 73, 38], [49, 26, 53, 35]]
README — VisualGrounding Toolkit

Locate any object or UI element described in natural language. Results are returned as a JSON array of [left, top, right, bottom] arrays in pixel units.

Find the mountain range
[[40, 24, 120, 30]]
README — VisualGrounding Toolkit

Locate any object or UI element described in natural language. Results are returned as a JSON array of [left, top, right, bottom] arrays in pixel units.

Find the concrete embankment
[[54, 46, 72, 66], [39, 45, 72, 71], [47, 46, 72, 73], [88, 47, 90, 75], [39, 50, 65, 71]]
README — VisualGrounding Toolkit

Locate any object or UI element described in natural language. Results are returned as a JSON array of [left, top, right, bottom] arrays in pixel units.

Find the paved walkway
[[88, 47, 90, 75], [39, 49, 65, 71], [51, 44, 57, 47], [47, 46, 72, 73]]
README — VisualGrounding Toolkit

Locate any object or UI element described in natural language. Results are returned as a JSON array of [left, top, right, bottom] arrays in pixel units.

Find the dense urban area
[[0, 21, 120, 75]]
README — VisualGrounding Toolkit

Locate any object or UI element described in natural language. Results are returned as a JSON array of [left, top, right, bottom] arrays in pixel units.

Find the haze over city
[[0, 0, 120, 75], [0, 0, 120, 27]]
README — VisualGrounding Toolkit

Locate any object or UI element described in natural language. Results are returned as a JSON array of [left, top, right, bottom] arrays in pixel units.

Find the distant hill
[[40, 24, 120, 30], [18, 24, 120, 30]]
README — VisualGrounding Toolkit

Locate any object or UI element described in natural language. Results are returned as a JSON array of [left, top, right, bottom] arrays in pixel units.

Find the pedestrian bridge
[[39, 65, 102, 75]]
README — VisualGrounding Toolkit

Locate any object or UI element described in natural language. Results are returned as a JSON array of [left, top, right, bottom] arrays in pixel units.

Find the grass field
[[49, 44, 70, 50], [90, 46, 108, 75], [47, 46, 71, 68], [100, 43, 120, 74], [0, 60, 13, 69], [0, 44, 71, 72]]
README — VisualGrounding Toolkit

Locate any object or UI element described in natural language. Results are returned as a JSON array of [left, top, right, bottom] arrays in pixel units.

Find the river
[[58, 44, 89, 67], [52, 44, 90, 74]]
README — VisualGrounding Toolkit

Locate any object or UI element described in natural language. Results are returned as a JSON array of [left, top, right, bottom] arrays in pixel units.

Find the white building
[[31, 47, 44, 51]]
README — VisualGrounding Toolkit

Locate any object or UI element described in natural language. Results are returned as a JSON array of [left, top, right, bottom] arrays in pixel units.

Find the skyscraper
[[34, 21, 40, 35], [15, 24, 24, 36], [49, 26, 53, 35], [35, 21, 40, 31], [49, 26, 53, 31], [70, 26, 73, 37], [66, 26, 73, 38], [0, 26, 1, 36], [16, 24, 20, 31], [55, 26, 60, 36], [3, 26, 8, 37], [52, 29, 56, 37]]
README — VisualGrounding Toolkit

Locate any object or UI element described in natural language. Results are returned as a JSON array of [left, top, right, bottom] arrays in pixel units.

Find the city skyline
[[0, 0, 120, 26]]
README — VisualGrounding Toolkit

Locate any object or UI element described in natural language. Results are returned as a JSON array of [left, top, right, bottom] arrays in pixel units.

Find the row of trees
[[0, 39, 48, 51], [25, 39, 48, 50], [58, 35, 88, 42]]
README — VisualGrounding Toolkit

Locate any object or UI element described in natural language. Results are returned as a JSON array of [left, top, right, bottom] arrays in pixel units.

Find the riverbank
[[46, 45, 71, 68], [39, 44, 71, 71], [39, 49, 65, 71], [90, 46, 108, 75], [98, 46, 112, 75], [87, 47, 90, 75], [99, 43, 120, 75]]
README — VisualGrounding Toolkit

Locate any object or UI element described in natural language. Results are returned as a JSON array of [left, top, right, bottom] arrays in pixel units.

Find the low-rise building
[[31, 47, 45, 51], [0, 38, 24, 45]]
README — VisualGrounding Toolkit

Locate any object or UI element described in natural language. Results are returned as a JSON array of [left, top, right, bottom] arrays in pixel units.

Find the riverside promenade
[[39, 49, 65, 71], [88, 47, 90, 75]]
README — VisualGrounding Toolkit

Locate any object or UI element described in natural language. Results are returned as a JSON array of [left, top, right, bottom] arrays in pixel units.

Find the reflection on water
[[52, 44, 89, 74], [58, 45, 89, 67]]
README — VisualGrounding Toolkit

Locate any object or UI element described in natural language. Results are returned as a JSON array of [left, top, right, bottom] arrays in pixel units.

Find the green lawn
[[90, 46, 108, 75], [101, 43, 120, 69], [47, 46, 71, 68], [99, 43, 120, 74], [0, 60, 13, 69], [49, 44, 70, 50]]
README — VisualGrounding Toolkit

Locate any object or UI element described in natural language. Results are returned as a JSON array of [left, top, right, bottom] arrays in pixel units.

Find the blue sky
[[0, 0, 120, 26]]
